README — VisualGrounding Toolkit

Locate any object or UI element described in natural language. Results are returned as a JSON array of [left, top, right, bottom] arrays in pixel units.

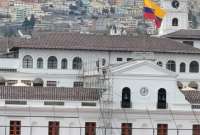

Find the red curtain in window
[[193, 125, 200, 135], [49, 121, 59, 135], [10, 121, 21, 135], [85, 122, 96, 135], [121, 123, 132, 135], [157, 124, 168, 135]]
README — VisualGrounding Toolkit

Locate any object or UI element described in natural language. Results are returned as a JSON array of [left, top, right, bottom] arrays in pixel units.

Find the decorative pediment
[[111, 60, 177, 77]]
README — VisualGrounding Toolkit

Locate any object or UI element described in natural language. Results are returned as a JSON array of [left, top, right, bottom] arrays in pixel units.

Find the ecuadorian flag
[[144, 0, 166, 28]]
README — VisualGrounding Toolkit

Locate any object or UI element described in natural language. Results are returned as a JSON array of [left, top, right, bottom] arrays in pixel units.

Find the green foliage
[[22, 14, 36, 33]]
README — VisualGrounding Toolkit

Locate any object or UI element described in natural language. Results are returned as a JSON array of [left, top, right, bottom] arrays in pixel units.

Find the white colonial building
[[159, 0, 189, 35], [0, 32, 200, 135]]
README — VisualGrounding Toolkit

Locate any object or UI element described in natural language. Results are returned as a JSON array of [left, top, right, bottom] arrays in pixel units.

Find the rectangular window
[[117, 58, 123, 61], [193, 124, 200, 135], [21, 80, 31, 86], [6, 100, 27, 105], [10, 120, 21, 135], [49, 121, 59, 135], [121, 123, 132, 135], [81, 102, 96, 106], [85, 122, 96, 135], [44, 101, 64, 106], [157, 124, 168, 135], [183, 41, 194, 46], [127, 58, 133, 61], [7, 80, 17, 86], [0, 81, 5, 86], [73, 82, 83, 87], [47, 81, 57, 87]]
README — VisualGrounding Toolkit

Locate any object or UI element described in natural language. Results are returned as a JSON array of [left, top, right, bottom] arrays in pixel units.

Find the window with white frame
[[37, 57, 43, 69], [47, 81, 57, 87], [61, 58, 68, 69], [23, 55, 33, 68], [48, 56, 57, 69], [72, 57, 82, 70]]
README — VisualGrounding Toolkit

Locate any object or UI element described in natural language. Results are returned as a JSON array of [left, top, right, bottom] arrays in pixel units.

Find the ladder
[[81, 60, 113, 135]]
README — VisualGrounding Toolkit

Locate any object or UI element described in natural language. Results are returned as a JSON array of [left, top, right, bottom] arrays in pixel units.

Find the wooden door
[[85, 122, 96, 135], [121, 123, 132, 135], [10, 121, 21, 135], [157, 124, 168, 135], [48, 121, 59, 135]]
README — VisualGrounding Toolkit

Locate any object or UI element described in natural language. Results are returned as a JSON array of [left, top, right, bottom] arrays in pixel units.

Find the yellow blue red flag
[[143, 0, 166, 28]]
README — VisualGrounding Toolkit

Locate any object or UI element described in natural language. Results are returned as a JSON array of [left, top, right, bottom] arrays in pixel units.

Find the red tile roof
[[163, 29, 200, 40], [0, 86, 100, 101], [181, 90, 200, 104], [7, 32, 200, 54]]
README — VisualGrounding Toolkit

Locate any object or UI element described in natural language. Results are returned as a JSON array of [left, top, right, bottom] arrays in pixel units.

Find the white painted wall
[[110, 61, 190, 110], [0, 105, 198, 135], [0, 48, 200, 88], [159, 0, 189, 35]]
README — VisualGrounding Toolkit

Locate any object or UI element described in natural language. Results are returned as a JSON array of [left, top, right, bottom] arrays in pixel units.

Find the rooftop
[[0, 86, 101, 101], [162, 29, 200, 40], [1, 32, 200, 54], [181, 90, 200, 104]]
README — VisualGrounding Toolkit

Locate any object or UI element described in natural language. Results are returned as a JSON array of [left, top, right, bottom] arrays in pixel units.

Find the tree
[[29, 14, 36, 29], [110, 7, 115, 14], [22, 17, 30, 32], [22, 14, 36, 34]]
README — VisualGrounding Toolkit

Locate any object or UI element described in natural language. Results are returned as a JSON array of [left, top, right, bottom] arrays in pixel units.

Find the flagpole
[[142, 0, 148, 36]]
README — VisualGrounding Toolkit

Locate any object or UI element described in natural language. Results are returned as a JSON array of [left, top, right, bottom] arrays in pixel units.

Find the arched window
[[180, 62, 186, 72], [73, 57, 82, 70], [188, 81, 198, 89], [172, 18, 178, 26], [166, 60, 176, 72], [37, 58, 43, 69], [121, 87, 131, 108], [23, 55, 33, 68], [177, 81, 183, 89], [157, 61, 163, 67], [157, 88, 167, 109], [33, 78, 43, 87], [190, 61, 199, 73], [48, 56, 57, 69], [61, 58, 68, 69]]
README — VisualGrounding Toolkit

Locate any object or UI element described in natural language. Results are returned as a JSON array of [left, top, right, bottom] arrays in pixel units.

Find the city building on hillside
[[0, 32, 199, 135], [9, 1, 45, 22]]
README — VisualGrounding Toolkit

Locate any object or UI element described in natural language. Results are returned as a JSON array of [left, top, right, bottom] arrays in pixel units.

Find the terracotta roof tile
[[181, 90, 200, 104], [4, 32, 200, 54], [0, 86, 101, 101], [163, 29, 200, 40]]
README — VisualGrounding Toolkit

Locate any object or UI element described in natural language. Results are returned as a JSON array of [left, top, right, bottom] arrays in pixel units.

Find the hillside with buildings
[[0, 0, 200, 37], [188, 0, 200, 29]]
